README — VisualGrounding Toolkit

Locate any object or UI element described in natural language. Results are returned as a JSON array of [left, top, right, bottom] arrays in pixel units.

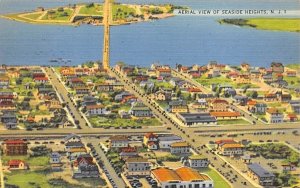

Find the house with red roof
[[34, 77, 49, 84], [8, 160, 28, 170], [209, 99, 229, 112], [143, 133, 159, 150]]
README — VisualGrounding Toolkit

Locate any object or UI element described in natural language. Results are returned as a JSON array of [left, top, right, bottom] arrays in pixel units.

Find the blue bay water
[[0, 0, 299, 66]]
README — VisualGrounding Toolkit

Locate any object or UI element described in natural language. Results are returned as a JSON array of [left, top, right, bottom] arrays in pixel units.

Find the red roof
[[215, 139, 236, 145], [212, 99, 229, 104], [71, 78, 83, 83], [187, 88, 202, 93], [34, 77, 48, 81], [0, 95, 14, 99], [8, 160, 25, 166], [4, 140, 25, 145], [144, 132, 158, 139], [121, 147, 136, 153], [86, 104, 105, 110]]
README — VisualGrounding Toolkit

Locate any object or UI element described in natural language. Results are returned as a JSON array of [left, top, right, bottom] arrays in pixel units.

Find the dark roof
[[169, 100, 187, 106], [178, 113, 217, 123], [248, 163, 275, 178], [65, 141, 84, 147]]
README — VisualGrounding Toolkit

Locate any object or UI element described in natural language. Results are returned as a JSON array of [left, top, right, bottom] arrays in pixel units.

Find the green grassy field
[[200, 168, 231, 188], [112, 4, 136, 20], [217, 119, 250, 125], [42, 9, 73, 21], [89, 116, 161, 127], [2, 156, 50, 166], [286, 63, 300, 70], [247, 18, 300, 32], [79, 4, 103, 15], [5, 171, 51, 188]]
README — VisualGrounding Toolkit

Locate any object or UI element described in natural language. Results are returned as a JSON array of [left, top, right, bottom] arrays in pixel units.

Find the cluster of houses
[[63, 134, 100, 178], [0, 66, 70, 129], [108, 133, 214, 188]]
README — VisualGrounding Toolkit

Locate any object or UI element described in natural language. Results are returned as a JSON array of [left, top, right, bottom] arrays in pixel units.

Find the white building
[[86, 104, 108, 116], [158, 135, 182, 149], [266, 108, 284, 124], [170, 141, 190, 154], [125, 157, 151, 176], [109, 135, 129, 148], [188, 155, 209, 168]]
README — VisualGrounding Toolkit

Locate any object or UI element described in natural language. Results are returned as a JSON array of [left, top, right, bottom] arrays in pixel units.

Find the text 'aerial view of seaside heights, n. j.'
[[0, 0, 300, 188]]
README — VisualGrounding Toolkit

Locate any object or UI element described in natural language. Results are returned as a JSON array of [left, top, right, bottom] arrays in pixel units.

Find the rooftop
[[248, 163, 275, 178]]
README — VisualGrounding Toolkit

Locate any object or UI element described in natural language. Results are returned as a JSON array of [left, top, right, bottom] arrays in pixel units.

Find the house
[[233, 95, 248, 106], [0, 76, 9, 88], [1, 111, 18, 129], [280, 93, 292, 102], [261, 74, 273, 83], [109, 135, 129, 148], [120, 147, 138, 159], [158, 135, 182, 149], [207, 69, 220, 78], [266, 108, 284, 124], [286, 114, 298, 122], [143, 132, 158, 150], [223, 88, 236, 97], [247, 163, 275, 186], [68, 147, 88, 161], [69, 78, 84, 88], [264, 93, 277, 102], [289, 100, 300, 114], [129, 102, 152, 117], [86, 104, 108, 116], [4, 140, 28, 156], [125, 157, 151, 176], [152, 167, 214, 188], [281, 162, 297, 172], [74, 87, 90, 95], [168, 100, 189, 113], [73, 154, 99, 178], [139, 81, 154, 89], [114, 91, 132, 101], [50, 152, 63, 170], [185, 155, 209, 168], [241, 63, 250, 71], [65, 141, 85, 150], [236, 74, 251, 84], [177, 113, 217, 126], [170, 141, 190, 154], [241, 155, 252, 164], [34, 77, 49, 84], [0, 101, 15, 111], [218, 142, 244, 156], [96, 83, 124, 92], [250, 69, 261, 81], [191, 99, 208, 112], [64, 133, 81, 143], [210, 111, 241, 120], [187, 88, 202, 98], [149, 90, 172, 101], [82, 96, 98, 107], [210, 99, 229, 112], [156, 67, 171, 77], [271, 62, 284, 73], [250, 103, 267, 114], [286, 70, 296, 77], [8, 160, 28, 170]]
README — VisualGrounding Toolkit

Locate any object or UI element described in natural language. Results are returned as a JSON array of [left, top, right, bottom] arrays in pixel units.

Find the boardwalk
[[102, 0, 112, 70]]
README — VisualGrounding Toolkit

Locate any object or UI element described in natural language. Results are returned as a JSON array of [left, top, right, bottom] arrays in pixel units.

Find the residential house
[[158, 135, 182, 149], [149, 90, 172, 101], [170, 141, 190, 154], [96, 83, 124, 92], [4, 140, 28, 156], [69, 78, 84, 88], [0, 76, 9, 88], [168, 100, 189, 113], [286, 70, 296, 77], [109, 135, 129, 148], [191, 99, 208, 112], [156, 67, 171, 77], [250, 103, 267, 114], [64, 133, 81, 143], [187, 88, 202, 98], [286, 114, 298, 122], [8, 160, 28, 170], [34, 77, 49, 84], [264, 93, 277, 102], [210, 99, 229, 112], [82, 96, 98, 107], [241, 63, 250, 71], [68, 147, 88, 161], [176, 113, 217, 126], [223, 88, 237, 97], [50, 152, 63, 170], [250, 69, 261, 81], [73, 154, 99, 178], [152, 167, 214, 188], [1, 111, 18, 129], [129, 102, 152, 117], [233, 95, 248, 106], [215, 140, 244, 155], [247, 163, 275, 186], [236, 74, 251, 84], [125, 157, 151, 176], [86, 104, 108, 116], [280, 93, 292, 102], [139, 81, 154, 89], [281, 162, 297, 172], [114, 91, 132, 101], [183, 155, 209, 168], [207, 69, 220, 78], [261, 74, 273, 83], [120, 147, 138, 159], [288, 100, 300, 114], [74, 87, 90, 96], [266, 108, 284, 123], [143, 132, 159, 150], [65, 141, 85, 151], [271, 62, 284, 73]]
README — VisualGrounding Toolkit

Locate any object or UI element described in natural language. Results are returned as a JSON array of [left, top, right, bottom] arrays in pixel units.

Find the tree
[[57, 7, 64, 12]]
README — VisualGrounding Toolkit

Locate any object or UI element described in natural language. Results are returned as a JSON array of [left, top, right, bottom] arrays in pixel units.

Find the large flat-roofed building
[[177, 113, 217, 126], [125, 157, 151, 176], [3, 140, 28, 156], [152, 167, 214, 188], [247, 163, 275, 186]]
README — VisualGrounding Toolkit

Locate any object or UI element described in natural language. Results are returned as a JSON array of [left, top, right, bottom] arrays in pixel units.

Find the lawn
[[154, 81, 174, 89], [89, 116, 161, 127], [42, 8, 74, 21], [247, 18, 300, 32], [112, 4, 136, 20], [79, 4, 103, 15], [5, 171, 51, 188], [217, 119, 250, 125], [284, 76, 300, 87], [195, 75, 234, 87], [22, 12, 43, 20], [2, 155, 50, 166], [286, 63, 300, 70], [200, 168, 231, 188]]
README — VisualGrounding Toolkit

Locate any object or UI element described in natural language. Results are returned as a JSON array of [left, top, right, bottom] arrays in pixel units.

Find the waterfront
[[0, 0, 299, 66]]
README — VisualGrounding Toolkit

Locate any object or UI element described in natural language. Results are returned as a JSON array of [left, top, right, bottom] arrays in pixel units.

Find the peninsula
[[219, 18, 300, 33], [0, 3, 182, 26]]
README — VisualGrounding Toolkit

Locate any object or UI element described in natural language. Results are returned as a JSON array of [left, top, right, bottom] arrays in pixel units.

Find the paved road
[[44, 67, 89, 130], [102, 0, 111, 70], [110, 68, 255, 188], [86, 138, 126, 188]]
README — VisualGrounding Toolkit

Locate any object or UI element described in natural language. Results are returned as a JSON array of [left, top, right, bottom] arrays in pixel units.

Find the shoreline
[[0, 3, 176, 27]]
